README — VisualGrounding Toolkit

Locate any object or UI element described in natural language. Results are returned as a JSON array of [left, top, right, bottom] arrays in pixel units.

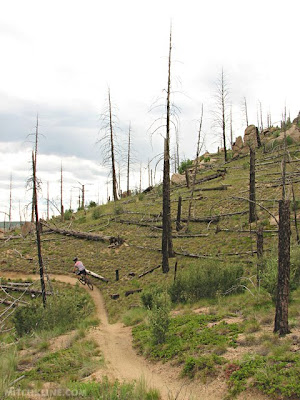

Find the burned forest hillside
[[1, 132, 300, 400]]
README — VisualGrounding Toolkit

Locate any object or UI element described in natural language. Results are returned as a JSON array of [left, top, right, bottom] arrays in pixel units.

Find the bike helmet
[[73, 257, 78, 262]]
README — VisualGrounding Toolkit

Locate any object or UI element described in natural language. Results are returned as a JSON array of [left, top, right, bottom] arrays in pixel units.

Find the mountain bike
[[77, 273, 93, 290]]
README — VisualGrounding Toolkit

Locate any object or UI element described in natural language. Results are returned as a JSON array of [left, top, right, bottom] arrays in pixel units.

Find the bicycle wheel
[[78, 276, 86, 285], [86, 278, 93, 291]]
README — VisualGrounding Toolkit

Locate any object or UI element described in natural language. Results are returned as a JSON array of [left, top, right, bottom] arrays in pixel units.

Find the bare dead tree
[[249, 147, 257, 223], [60, 162, 64, 222], [9, 174, 12, 229], [98, 88, 119, 201], [161, 27, 175, 272], [186, 105, 204, 231], [31, 115, 39, 222], [47, 181, 50, 220], [274, 200, 291, 335], [212, 68, 230, 162], [274, 110, 291, 336], [230, 104, 233, 149], [242, 96, 249, 127], [259, 100, 263, 133], [127, 122, 131, 195], [32, 152, 46, 307]]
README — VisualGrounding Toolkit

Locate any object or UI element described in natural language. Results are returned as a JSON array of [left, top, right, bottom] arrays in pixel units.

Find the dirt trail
[[1, 272, 268, 400]]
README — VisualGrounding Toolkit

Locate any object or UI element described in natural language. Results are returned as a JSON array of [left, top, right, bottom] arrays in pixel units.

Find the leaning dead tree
[[274, 113, 291, 336], [242, 96, 249, 127], [60, 162, 64, 222], [212, 68, 230, 162], [161, 27, 175, 273], [98, 88, 119, 201], [249, 147, 257, 223], [127, 122, 131, 195], [32, 152, 46, 307], [186, 104, 204, 231]]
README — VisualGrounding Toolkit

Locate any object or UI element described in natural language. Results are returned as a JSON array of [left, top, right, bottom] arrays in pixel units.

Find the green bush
[[149, 292, 170, 344], [182, 354, 225, 379], [260, 246, 300, 301], [88, 201, 97, 208], [178, 159, 193, 174], [13, 287, 94, 336], [169, 262, 244, 303], [92, 206, 102, 220], [64, 209, 73, 221], [114, 204, 124, 215], [141, 287, 162, 310], [286, 135, 293, 146]]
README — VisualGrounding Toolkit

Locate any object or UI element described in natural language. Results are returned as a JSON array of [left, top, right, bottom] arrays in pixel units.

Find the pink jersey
[[75, 261, 85, 271]]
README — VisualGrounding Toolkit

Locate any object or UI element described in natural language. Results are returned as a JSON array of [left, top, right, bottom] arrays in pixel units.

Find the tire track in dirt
[[1, 272, 268, 400]]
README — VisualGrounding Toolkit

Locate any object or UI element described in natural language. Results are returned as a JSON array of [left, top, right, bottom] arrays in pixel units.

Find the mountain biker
[[73, 257, 87, 276]]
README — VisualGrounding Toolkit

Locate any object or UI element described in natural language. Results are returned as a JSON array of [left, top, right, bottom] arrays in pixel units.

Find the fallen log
[[110, 293, 120, 300], [194, 185, 231, 192], [181, 210, 248, 223], [0, 298, 27, 306], [138, 265, 161, 278], [0, 285, 52, 296], [86, 269, 109, 283], [195, 170, 227, 185], [125, 289, 142, 297], [40, 220, 124, 245]]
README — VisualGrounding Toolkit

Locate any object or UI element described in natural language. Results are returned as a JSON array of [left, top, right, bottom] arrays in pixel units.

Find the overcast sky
[[1, 0, 299, 220]]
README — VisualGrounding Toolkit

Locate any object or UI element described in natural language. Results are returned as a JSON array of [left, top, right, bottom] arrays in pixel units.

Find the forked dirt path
[[1, 272, 268, 400]]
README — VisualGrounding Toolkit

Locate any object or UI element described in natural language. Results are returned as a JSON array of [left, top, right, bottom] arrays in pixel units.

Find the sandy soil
[[1, 271, 270, 400]]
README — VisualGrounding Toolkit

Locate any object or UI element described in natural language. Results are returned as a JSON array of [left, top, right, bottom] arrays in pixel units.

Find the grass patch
[[133, 313, 243, 370], [227, 353, 300, 398], [122, 307, 147, 326], [13, 283, 95, 336], [65, 377, 160, 399], [21, 339, 101, 385]]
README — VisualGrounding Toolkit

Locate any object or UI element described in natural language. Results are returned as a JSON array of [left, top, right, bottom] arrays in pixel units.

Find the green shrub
[[260, 246, 300, 301], [114, 204, 124, 215], [149, 292, 170, 344], [178, 159, 193, 174], [286, 135, 293, 146], [92, 206, 102, 220], [88, 201, 97, 208], [169, 263, 244, 303], [64, 209, 73, 221], [141, 287, 162, 310], [182, 354, 225, 379], [138, 192, 145, 201], [13, 287, 94, 336], [273, 129, 280, 138]]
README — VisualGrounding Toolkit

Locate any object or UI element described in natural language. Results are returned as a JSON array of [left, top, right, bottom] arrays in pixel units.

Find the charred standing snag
[[274, 200, 291, 336], [249, 147, 257, 223]]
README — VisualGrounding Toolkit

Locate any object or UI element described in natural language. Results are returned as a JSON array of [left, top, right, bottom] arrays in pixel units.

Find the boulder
[[21, 222, 35, 237], [232, 136, 244, 158], [244, 125, 259, 149], [171, 173, 186, 185]]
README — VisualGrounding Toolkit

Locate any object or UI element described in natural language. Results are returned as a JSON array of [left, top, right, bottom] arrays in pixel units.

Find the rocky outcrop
[[232, 136, 243, 158], [244, 125, 259, 149], [171, 173, 186, 185]]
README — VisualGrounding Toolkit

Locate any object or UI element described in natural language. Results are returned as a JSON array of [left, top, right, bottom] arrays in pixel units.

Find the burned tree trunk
[[108, 89, 118, 202], [185, 169, 190, 188], [256, 227, 264, 259], [249, 147, 256, 223], [176, 196, 182, 231], [161, 28, 174, 272], [274, 200, 291, 336], [32, 153, 46, 307]]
